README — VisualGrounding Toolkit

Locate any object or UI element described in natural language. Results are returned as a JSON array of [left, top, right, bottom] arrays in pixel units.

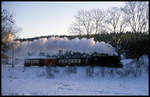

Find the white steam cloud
[[14, 37, 118, 58]]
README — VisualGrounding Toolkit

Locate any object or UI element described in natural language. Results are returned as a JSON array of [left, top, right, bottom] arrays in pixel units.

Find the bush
[[46, 66, 55, 78], [86, 66, 94, 77], [100, 67, 105, 77], [65, 66, 77, 74]]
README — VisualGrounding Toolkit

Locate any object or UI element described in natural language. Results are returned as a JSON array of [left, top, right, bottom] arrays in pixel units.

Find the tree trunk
[[12, 46, 15, 68]]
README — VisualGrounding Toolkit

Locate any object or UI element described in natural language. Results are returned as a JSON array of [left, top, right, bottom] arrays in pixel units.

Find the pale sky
[[2, 1, 125, 38]]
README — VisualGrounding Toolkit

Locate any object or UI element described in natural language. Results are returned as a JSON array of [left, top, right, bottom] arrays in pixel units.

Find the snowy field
[[2, 57, 149, 96]]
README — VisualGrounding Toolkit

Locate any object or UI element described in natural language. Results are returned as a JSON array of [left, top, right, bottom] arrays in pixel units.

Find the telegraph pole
[[11, 42, 15, 68]]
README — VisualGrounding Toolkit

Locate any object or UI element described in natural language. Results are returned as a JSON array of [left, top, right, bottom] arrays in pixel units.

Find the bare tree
[[69, 9, 108, 35], [144, 3, 149, 33], [1, 9, 20, 67], [68, 9, 95, 36], [90, 8, 106, 34], [105, 7, 121, 33], [2, 9, 15, 53], [76, 9, 94, 35], [121, 2, 148, 33], [69, 22, 84, 36], [118, 10, 128, 33]]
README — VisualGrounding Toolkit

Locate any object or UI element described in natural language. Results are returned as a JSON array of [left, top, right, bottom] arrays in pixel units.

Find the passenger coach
[[24, 54, 122, 68]]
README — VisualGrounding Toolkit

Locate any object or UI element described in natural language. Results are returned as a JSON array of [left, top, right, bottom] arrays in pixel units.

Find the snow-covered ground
[[2, 56, 149, 96]]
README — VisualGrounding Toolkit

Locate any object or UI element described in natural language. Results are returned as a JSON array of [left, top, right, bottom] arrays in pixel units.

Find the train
[[24, 53, 123, 68]]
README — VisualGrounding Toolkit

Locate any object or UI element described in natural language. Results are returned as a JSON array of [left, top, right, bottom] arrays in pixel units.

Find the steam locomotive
[[24, 52, 123, 68]]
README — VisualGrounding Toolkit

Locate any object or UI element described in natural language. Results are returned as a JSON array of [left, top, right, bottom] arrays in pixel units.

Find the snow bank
[[2, 65, 148, 95], [12, 37, 117, 58]]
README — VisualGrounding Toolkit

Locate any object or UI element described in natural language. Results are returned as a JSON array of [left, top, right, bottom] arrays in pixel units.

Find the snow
[[2, 55, 149, 95], [121, 59, 134, 65]]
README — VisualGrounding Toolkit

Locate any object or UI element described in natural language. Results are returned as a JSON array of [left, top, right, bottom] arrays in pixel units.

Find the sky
[[2, 1, 125, 38]]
